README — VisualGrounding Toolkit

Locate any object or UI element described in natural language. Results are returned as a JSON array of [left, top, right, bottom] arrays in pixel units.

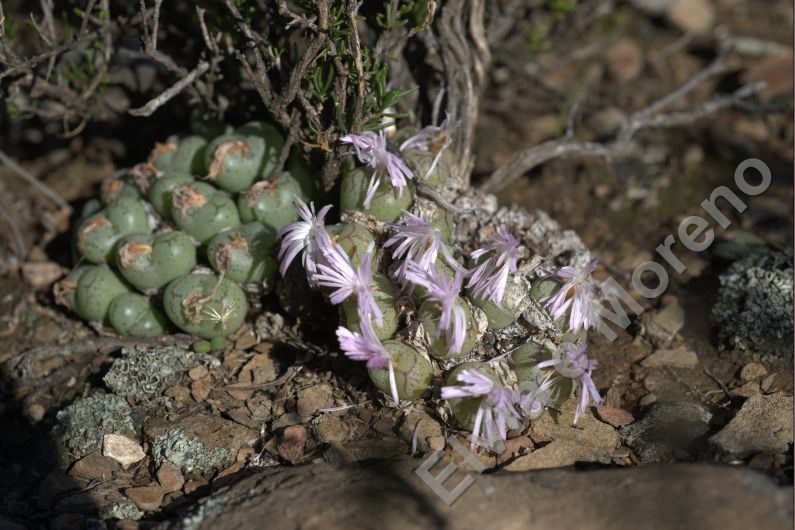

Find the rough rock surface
[[166, 456, 792, 530], [621, 401, 712, 463], [712, 249, 793, 360], [710, 393, 793, 456]]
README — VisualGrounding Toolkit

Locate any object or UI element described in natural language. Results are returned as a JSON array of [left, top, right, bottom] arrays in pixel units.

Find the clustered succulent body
[[58, 117, 605, 451]]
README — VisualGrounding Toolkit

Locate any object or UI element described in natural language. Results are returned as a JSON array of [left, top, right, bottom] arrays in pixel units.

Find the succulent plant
[[74, 265, 132, 322], [115, 231, 197, 290], [108, 293, 170, 337], [206, 222, 278, 283], [76, 196, 150, 264], [171, 182, 241, 244], [162, 273, 248, 339], [445, 362, 501, 430], [340, 167, 414, 222], [368, 340, 433, 401], [59, 119, 602, 454], [237, 173, 302, 232]]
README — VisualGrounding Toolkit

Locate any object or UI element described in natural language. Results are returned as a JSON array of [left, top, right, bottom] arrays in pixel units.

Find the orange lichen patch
[[230, 233, 248, 250], [78, 216, 112, 251], [206, 140, 252, 181], [118, 241, 153, 270], [149, 141, 177, 162], [245, 178, 280, 204], [172, 185, 207, 216], [101, 179, 125, 202], [53, 279, 78, 307]]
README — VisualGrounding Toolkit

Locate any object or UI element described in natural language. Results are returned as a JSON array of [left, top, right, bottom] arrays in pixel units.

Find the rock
[[312, 416, 349, 444], [239, 352, 278, 385], [496, 436, 534, 465], [710, 393, 793, 456], [103, 345, 197, 400], [190, 376, 213, 402], [666, 0, 715, 34], [641, 347, 699, 369], [641, 304, 684, 347], [507, 401, 619, 471], [604, 38, 644, 82], [21, 261, 64, 290], [278, 425, 308, 463], [102, 434, 146, 468], [125, 484, 164, 512], [398, 411, 444, 454], [712, 249, 793, 360], [146, 413, 254, 476], [157, 463, 185, 493], [180, 455, 793, 530], [296, 384, 333, 417], [188, 365, 209, 380], [595, 406, 635, 427], [740, 362, 768, 382], [621, 401, 712, 463], [592, 107, 625, 138], [741, 51, 794, 99], [52, 393, 137, 467], [638, 393, 658, 407], [68, 451, 119, 481], [183, 478, 210, 495]]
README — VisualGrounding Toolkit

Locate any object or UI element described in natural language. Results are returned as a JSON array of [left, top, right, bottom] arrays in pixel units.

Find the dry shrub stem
[[482, 54, 766, 193]]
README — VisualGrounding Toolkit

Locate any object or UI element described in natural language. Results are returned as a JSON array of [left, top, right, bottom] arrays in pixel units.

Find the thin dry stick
[[0, 149, 71, 213], [482, 57, 765, 193], [128, 61, 210, 116]]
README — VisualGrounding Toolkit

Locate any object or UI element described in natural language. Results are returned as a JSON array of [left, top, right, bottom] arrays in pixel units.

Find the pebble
[[125, 484, 164, 512], [739, 362, 768, 382], [183, 478, 209, 495], [190, 376, 213, 402], [398, 411, 444, 454], [595, 406, 635, 427], [68, 451, 119, 481], [21, 261, 64, 290], [621, 401, 711, 463], [638, 393, 658, 407], [604, 38, 644, 82], [666, 0, 715, 34], [102, 434, 146, 468], [710, 393, 793, 456], [312, 416, 349, 444], [156, 463, 184, 493], [188, 365, 209, 380], [278, 425, 308, 463], [296, 384, 334, 418], [641, 304, 684, 347], [641, 347, 699, 369]]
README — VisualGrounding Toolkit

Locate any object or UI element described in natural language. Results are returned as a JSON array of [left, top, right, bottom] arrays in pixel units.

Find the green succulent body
[[207, 222, 278, 283], [163, 273, 248, 339], [342, 274, 398, 340], [325, 223, 379, 269], [169, 135, 208, 175], [368, 340, 433, 400], [419, 299, 478, 360], [237, 173, 301, 232], [148, 172, 194, 218], [77, 197, 149, 264], [115, 231, 197, 290], [171, 182, 241, 244], [340, 167, 414, 222], [74, 266, 132, 322], [108, 293, 170, 337], [512, 342, 573, 407], [446, 362, 501, 431], [203, 133, 266, 192]]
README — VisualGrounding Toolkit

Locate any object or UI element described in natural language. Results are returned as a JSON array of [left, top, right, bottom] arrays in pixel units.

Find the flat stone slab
[[168, 456, 792, 530]]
